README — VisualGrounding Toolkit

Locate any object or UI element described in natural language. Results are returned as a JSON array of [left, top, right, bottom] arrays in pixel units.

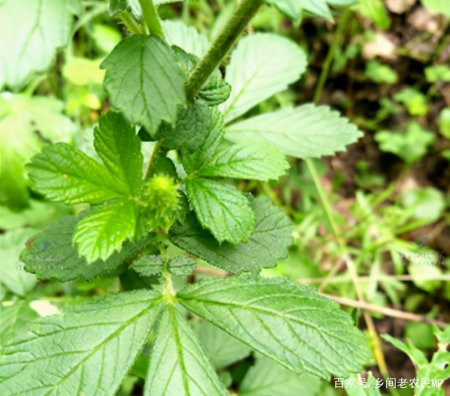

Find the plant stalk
[[185, 0, 264, 100], [138, 0, 164, 37], [118, 10, 142, 34]]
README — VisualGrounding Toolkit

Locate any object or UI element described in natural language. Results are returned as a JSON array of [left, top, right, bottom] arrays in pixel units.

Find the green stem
[[185, 0, 264, 100], [138, 0, 164, 37], [313, 9, 350, 103], [118, 10, 142, 34]]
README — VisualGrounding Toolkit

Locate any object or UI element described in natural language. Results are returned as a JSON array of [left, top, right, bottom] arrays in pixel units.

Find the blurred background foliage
[[0, 0, 449, 395]]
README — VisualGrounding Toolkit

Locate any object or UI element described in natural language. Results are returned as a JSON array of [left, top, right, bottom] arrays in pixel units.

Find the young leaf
[[180, 107, 225, 173], [102, 35, 187, 134], [0, 0, 81, 89], [21, 216, 151, 282], [131, 255, 163, 277], [178, 276, 371, 379], [145, 306, 227, 396], [162, 20, 209, 58], [73, 200, 137, 263], [27, 143, 125, 204], [221, 33, 307, 123], [170, 197, 292, 273], [0, 291, 163, 395], [0, 229, 37, 296], [197, 141, 289, 181], [94, 112, 143, 195], [226, 104, 363, 159], [185, 178, 255, 244], [240, 354, 322, 396], [265, 0, 333, 23], [168, 256, 196, 276]]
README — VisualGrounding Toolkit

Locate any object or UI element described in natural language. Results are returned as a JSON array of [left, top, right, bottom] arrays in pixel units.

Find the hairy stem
[[185, 0, 264, 99], [138, 0, 164, 37]]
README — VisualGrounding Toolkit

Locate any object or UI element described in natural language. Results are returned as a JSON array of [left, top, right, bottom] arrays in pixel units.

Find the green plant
[[0, 0, 372, 394]]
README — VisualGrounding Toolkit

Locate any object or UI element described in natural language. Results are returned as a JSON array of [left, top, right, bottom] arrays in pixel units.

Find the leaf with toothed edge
[[226, 104, 363, 159], [177, 276, 372, 379]]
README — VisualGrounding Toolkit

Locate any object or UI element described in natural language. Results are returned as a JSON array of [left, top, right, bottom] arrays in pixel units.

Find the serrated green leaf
[[131, 254, 163, 277], [0, 94, 75, 209], [0, 291, 163, 395], [178, 276, 371, 379], [27, 143, 125, 204], [0, 229, 37, 296], [0, 0, 81, 89], [94, 111, 143, 195], [168, 256, 196, 276], [162, 20, 209, 58], [145, 306, 227, 396], [265, 0, 333, 23], [102, 34, 187, 134], [170, 196, 292, 274], [185, 178, 255, 244], [181, 107, 225, 173], [240, 354, 322, 396], [195, 320, 251, 370], [0, 301, 38, 347], [197, 141, 288, 181], [226, 104, 363, 159], [21, 216, 151, 282], [73, 200, 137, 262], [221, 33, 307, 123], [198, 70, 231, 107]]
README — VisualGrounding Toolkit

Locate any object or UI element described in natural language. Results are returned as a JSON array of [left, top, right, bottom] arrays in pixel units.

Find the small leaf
[[178, 276, 371, 378], [131, 255, 163, 277], [27, 143, 125, 204], [0, 229, 37, 296], [197, 141, 289, 181], [185, 178, 255, 244], [94, 111, 143, 195], [168, 256, 196, 276], [145, 306, 227, 396], [180, 107, 225, 173], [221, 33, 307, 122], [0, 0, 81, 89], [226, 104, 363, 159], [197, 70, 231, 106], [21, 216, 150, 282], [73, 200, 137, 263], [0, 291, 163, 395], [102, 34, 187, 134], [170, 196, 292, 273]]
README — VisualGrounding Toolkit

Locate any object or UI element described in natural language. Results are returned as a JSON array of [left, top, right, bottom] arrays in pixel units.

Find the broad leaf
[[162, 20, 209, 58], [94, 112, 143, 195], [0, 94, 75, 209], [0, 291, 163, 395], [178, 276, 371, 378], [197, 141, 289, 181], [27, 143, 125, 204], [226, 104, 363, 159], [240, 354, 322, 396], [185, 178, 255, 244], [73, 200, 137, 262], [102, 35, 187, 134], [0, 0, 81, 89], [221, 33, 307, 123], [195, 320, 251, 370], [265, 0, 333, 23], [170, 197, 292, 273], [0, 229, 37, 296], [145, 306, 227, 396], [21, 216, 151, 282], [0, 301, 38, 347]]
